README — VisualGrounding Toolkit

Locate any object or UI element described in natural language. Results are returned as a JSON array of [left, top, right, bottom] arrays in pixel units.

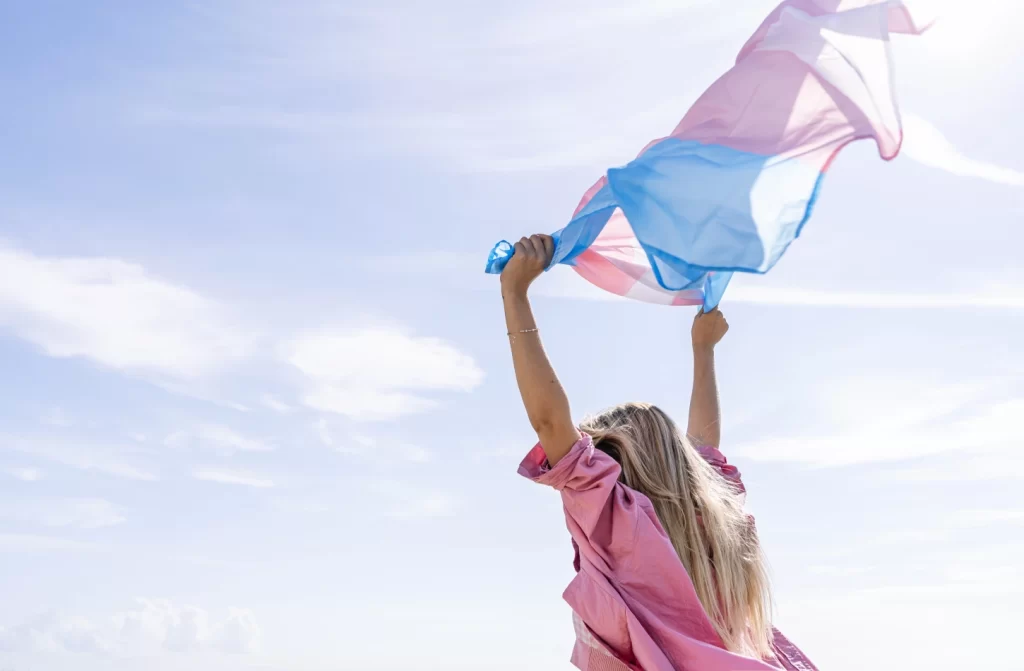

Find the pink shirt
[[519, 433, 817, 671]]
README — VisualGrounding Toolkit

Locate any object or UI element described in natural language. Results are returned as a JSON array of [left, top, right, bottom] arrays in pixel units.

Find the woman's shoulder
[[518, 432, 623, 491]]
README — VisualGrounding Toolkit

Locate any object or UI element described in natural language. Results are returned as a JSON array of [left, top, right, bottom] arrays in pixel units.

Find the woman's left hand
[[500, 234, 555, 296]]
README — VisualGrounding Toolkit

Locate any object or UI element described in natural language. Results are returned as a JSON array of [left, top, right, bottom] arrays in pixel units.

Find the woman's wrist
[[692, 343, 716, 357], [500, 278, 531, 301]]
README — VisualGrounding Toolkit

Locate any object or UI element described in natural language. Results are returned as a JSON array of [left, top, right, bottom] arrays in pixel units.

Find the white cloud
[[41, 407, 71, 427], [807, 565, 875, 578], [286, 327, 484, 421], [869, 529, 951, 546], [901, 112, 1024, 187], [950, 509, 1024, 526], [336, 433, 375, 456], [332, 432, 432, 464], [128, 0, 755, 174], [212, 607, 262, 655], [0, 533, 101, 553], [288, 328, 483, 392], [0, 611, 110, 654], [0, 498, 125, 529], [879, 450, 1024, 482], [361, 241, 1024, 311], [193, 469, 274, 489], [165, 425, 273, 454], [724, 283, 1024, 310], [260, 394, 292, 413], [369, 480, 458, 520], [488, 259, 1024, 311], [0, 599, 260, 656], [780, 582, 1021, 671], [817, 377, 983, 431], [733, 380, 1022, 468], [398, 444, 432, 464], [0, 245, 253, 382], [362, 251, 481, 275], [467, 441, 534, 464], [776, 541, 1024, 669], [2, 434, 159, 482], [314, 418, 333, 446], [5, 467, 42, 482], [349, 434, 375, 450], [268, 497, 331, 515], [303, 386, 437, 421]]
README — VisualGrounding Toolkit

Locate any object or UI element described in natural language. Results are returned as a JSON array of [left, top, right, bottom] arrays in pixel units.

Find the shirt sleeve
[[519, 433, 640, 565], [694, 444, 746, 495], [518, 432, 618, 490]]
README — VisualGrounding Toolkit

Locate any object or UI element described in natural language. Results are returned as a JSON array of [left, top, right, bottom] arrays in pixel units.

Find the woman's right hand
[[691, 308, 729, 352], [500, 234, 555, 297]]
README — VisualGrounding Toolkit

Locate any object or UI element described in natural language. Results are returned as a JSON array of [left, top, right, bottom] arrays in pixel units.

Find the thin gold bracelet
[[507, 328, 538, 343]]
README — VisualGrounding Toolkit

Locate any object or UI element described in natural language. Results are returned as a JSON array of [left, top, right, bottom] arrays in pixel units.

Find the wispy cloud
[[192, 469, 274, 489], [260, 394, 293, 414], [901, 112, 1024, 187], [4, 467, 42, 482], [0, 599, 261, 655], [2, 434, 159, 482], [336, 432, 375, 456], [373, 251, 1024, 311], [320, 422, 434, 464], [41, 406, 71, 427], [313, 418, 334, 447], [733, 380, 1022, 468], [165, 424, 274, 454], [0, 498, 125, 529], [544, 269, 1024, 310], [807, 565, 875, 578], [360, 251, 481, 275], [127, 0, 757, 173], [0, 245, 253, 383], [0, 533, 101, 553], [725, 283, 1024, 310], [285, 326, 484, 421], [268, 497, 331, 515], [782, 577, 1023, 671], [397, 444, 432, 464], [369, 480, 458, 520], [302, 387, 438, 422], [879, 450, 1024, 483], [949, 509, 1024, 526]]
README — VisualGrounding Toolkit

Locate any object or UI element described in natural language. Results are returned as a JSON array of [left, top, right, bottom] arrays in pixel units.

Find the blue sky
[[1, 1, 1022, 669]]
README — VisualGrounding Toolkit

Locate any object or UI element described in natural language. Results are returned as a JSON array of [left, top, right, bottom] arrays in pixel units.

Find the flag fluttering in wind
[[486, 0, 933, 309]]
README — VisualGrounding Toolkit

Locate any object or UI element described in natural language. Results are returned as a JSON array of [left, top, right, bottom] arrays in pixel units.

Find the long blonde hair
[[580, 402, 774, 659]]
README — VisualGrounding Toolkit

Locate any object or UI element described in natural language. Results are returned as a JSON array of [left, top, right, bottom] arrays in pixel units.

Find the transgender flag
[[486, 0, 932, 310]]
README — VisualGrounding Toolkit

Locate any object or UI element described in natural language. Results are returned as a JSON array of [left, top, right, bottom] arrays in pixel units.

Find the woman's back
[[519, 431, 816, 671], [579, 402, 771, 659]]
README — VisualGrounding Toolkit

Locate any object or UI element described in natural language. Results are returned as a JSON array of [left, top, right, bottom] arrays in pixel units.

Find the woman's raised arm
[[687, 309, 729, 448], [501, 235, 580, 466]]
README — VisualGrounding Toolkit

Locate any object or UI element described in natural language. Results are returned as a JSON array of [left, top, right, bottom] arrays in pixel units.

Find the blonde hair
[[580, 402, 774, 660]]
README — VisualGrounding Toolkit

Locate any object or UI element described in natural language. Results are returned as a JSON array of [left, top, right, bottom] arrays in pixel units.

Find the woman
[[502, 234, 817, 670]]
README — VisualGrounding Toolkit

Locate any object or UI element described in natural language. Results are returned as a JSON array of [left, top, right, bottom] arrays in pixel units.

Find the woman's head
[[580, 402, 773, 659]]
